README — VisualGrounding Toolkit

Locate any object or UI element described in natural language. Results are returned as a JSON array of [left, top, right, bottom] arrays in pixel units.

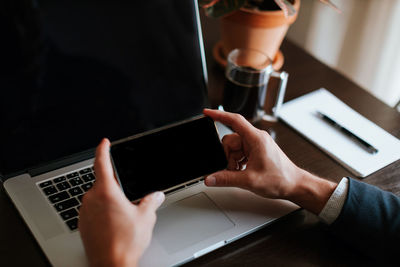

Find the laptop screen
[[0, 0, 208, 177]]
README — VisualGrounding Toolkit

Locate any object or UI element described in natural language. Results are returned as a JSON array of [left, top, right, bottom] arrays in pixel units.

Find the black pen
[[315, 111, 378, 154]]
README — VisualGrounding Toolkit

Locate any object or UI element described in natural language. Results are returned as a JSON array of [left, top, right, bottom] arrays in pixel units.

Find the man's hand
[[79, 138, 165, 267], [204, 109, 337, 214]]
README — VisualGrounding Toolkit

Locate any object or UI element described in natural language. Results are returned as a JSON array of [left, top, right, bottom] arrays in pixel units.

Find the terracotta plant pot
[[214, 0, 300, 70]]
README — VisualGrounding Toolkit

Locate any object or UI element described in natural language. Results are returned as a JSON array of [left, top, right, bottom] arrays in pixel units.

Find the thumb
[[205, 170, 248, 189], [138, 191, 165, 212], [94, 138, 118, 187]]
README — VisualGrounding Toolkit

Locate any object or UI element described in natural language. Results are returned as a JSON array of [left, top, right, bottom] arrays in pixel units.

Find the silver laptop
[[2, 0, 299, 266]]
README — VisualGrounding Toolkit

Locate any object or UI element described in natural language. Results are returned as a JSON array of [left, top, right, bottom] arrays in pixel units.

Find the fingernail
[[154, 191, 165, 204], [206, 176, 216, 186]]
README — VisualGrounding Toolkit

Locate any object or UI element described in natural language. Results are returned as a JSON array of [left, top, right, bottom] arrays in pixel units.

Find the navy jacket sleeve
[[329, 178, 400, 262]]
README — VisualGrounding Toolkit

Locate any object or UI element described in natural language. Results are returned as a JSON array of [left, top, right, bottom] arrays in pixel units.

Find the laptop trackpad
[[154, 192, 234, 254]]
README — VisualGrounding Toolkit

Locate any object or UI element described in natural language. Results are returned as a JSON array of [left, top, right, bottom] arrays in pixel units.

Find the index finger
[[203, 109, 257, 140]]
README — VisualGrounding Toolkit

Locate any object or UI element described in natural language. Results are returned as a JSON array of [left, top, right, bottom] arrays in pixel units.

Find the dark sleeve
[[329, 178, 400, 262]]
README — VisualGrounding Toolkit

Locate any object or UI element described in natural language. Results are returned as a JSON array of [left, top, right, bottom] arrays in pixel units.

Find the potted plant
[[200, 0, 339, 70]]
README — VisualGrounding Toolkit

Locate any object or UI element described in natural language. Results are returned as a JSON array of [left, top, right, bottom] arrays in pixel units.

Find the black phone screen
[[110, 116, 227, 201]]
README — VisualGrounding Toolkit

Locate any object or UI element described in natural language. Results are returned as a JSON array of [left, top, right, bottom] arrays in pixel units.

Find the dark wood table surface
[[1, 12, 400, 267], [185, 14, 400, 267]]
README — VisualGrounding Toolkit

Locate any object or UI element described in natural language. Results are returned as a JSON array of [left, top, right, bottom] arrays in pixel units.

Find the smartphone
[[110, 115, 228, 201]]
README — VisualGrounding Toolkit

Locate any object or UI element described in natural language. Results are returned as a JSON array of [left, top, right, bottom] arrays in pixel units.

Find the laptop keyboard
[[37, 167, 96, 231]]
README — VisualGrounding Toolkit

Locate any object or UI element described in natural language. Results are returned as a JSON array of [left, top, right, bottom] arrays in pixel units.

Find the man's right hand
[[203, 109, 337, 214]]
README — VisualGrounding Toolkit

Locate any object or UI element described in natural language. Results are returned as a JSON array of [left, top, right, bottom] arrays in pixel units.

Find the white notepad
[[278, 88, 400, 177]]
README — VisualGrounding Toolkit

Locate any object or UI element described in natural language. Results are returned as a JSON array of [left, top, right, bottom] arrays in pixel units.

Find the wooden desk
[[184, 15, 400, 266], [1, 14, 400, 267]]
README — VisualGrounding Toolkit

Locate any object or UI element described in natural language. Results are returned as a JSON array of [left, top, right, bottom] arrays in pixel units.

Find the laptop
[[1, 0, 299, 266]]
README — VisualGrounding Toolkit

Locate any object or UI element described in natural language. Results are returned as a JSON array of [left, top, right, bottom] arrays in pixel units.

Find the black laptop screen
[[0, 0, 208, 176]]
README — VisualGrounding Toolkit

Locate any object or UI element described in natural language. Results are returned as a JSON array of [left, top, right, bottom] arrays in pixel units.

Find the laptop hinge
[[27, 148, 95, 177], [2, 149, 95, 181]]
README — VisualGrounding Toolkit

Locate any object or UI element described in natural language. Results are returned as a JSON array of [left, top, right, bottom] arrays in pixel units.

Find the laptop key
[[66, 172, 79, 179], [39, 181, 52, 188], [66, 218, 79, 231], [53, 176, 66, 183], [48, 191, 69, 204], [79, 168, 92, 175], [81, 173, 95, 182], [56, 181, 71, 191], [69, 187, 83, 196], [77, 194, 84, 203], [81, 182, 93, 192], [69, 177, 83, 187], [43, 186, 57, 196], [54, 198, 79, 212], [60, 208, 78, 221]]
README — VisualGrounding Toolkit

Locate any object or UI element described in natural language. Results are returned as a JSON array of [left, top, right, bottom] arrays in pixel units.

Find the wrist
[[90, 247, 140, 267], [284, 169, 337, 214], [114, 253, 139, 267], [111, 247, 140, 267]]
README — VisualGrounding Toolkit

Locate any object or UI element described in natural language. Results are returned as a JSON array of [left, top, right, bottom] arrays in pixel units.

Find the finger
[[221, 133, 245, 170], [222, 133, 242, 164], [94, 138, 118, 187], [227, 157, 237, 171], [205, 170, 248, 189], [203, 109, 256, 140], [138, 191, 165, 212], [222, 133, 242, 153]]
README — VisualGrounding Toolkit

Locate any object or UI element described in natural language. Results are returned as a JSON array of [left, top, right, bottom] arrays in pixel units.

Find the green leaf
[[204, 0, 246, 18]]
